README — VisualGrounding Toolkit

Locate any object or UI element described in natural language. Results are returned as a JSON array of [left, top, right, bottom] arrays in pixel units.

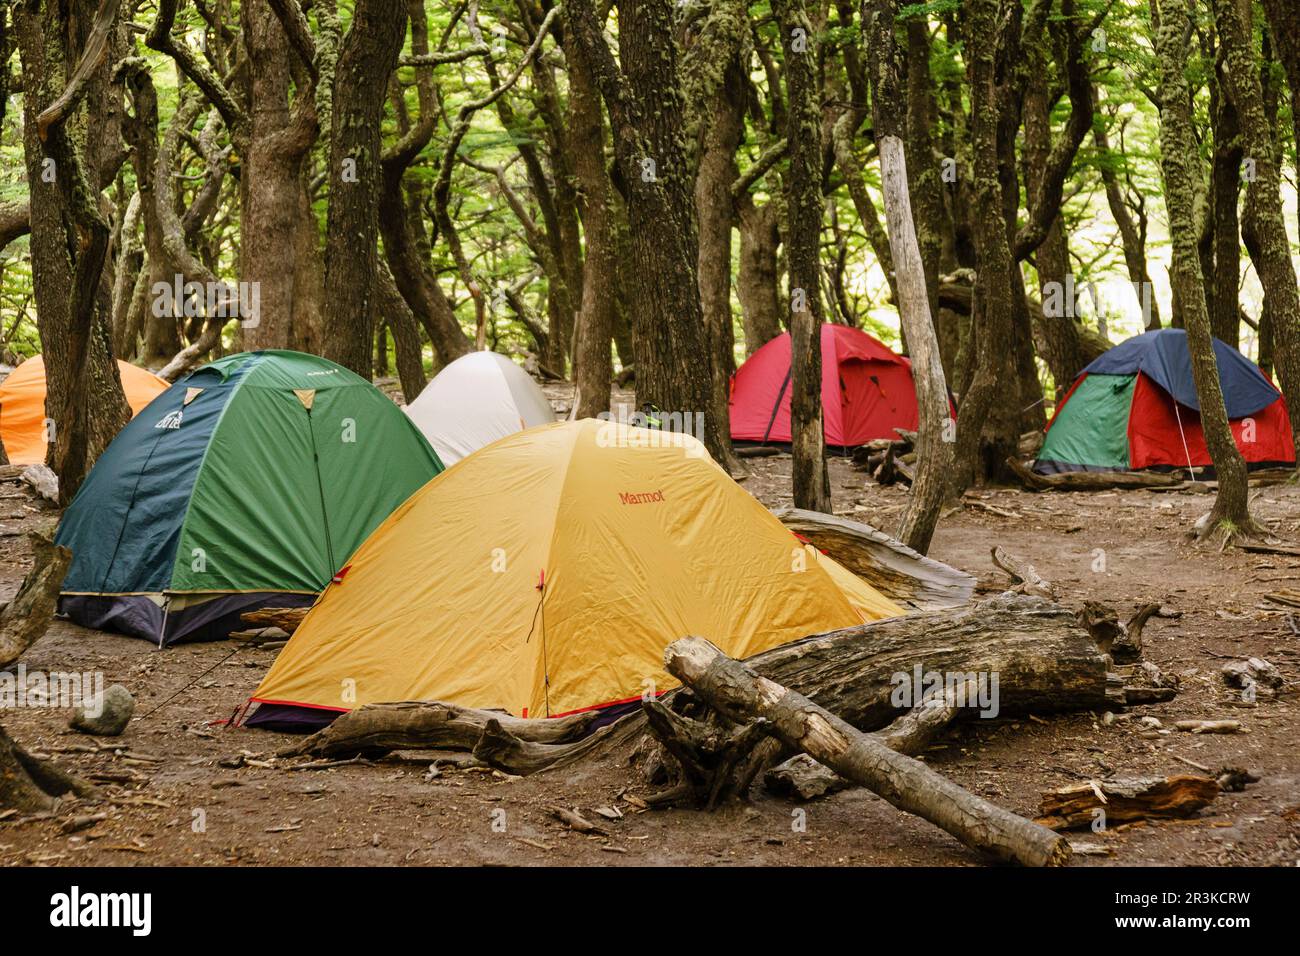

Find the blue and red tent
[[1034, 329, 1295, 475]]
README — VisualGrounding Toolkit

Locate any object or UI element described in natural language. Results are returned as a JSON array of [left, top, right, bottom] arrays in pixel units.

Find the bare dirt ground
[[2, 440, 1299, 867]]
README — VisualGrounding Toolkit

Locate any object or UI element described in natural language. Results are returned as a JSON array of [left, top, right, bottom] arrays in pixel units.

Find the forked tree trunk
[[566, 0, 730, 464], [14, 0, 131, 502]]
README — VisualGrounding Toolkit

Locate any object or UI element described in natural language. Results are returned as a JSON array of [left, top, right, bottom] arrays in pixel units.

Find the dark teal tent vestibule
[[56, 350, 443, 646]]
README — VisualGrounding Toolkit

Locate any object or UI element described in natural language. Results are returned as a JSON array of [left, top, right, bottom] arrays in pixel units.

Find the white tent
[[404, 351, 556, 465]]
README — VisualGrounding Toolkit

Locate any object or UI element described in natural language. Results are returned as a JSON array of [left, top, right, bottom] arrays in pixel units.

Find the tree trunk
[[321, 0, 407, 378], [375, 261, 427, 401], [950, 0, 1018, 490], [736, 199, 784, 354], [688, 1, 747, 471], [14, 0, 131, 503], [1208, 63, 1243, 349], [566, 0, 729, 463], [240, 0, 318, 351], [1093, 103, 1161, 329], [1212, 0, 1300, 456], [1153, 0, 1256, 539], [904, 18, 945, 324], [1021, 16, 1082, 394], [775, 0, 829, 510], [562, 18, 617, 419]]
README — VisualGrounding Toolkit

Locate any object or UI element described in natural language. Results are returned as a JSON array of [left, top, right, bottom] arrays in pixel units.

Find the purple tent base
[[245, 702, 341, 733], [59, 591, 317, 647], [245, 696, 648, 736]]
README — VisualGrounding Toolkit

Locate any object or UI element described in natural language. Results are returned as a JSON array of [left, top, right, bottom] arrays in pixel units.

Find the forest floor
[[2, 409, 1299, 866]]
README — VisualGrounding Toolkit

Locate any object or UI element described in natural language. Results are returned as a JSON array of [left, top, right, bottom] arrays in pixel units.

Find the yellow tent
[[0, 355, 169, 464], [251, 419, 901, 721]]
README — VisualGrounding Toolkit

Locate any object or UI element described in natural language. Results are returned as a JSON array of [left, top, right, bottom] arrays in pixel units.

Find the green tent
[[56, 350, 443, 645]]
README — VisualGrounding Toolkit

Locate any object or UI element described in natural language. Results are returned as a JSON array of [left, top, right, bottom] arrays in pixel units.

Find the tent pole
[[762, 367, 793, 444], [1172, 402, 1198, 483]]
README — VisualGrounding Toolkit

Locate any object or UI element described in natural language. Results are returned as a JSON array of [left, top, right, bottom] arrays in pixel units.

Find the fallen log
[[287, 594, 1149, 772], [664, 636, 1070, 866], [1036, 775, 1220, 830], [745, 592, 1127, 725], [734, 445, 783, 459], [1007, 456, 1181, 491], [240, 606, 310, 634], [773, 507, 975, 611]]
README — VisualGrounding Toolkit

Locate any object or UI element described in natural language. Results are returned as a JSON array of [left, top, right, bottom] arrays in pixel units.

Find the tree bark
[[1208, 63, 1242, 349], [773, 506, 976, 611], [240, 0, 319, 351], [736, 198, 784, 354], [1153, 0, 1256, 538], [950, 0, 1019, 490], [562, 15, 618, 419], [320, 0, 407, 378], [687, 0, 748, 471], [1212, 0, 1300, 457], [1022, 13, 1083, 394], [566, 0, 730, 463], [14, 0, 131, 503], [774, 0, 829, 510]]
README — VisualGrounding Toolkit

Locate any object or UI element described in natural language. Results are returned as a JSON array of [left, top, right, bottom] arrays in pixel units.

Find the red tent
[[729, 324, 920, 448]]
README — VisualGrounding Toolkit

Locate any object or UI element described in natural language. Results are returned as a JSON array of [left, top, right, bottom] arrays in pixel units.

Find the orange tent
[[0, 355, 169, 464]]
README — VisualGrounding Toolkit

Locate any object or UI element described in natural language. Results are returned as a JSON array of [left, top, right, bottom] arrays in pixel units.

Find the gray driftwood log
[[772, 507, 975, 611], [663, 636, 1071, 867]]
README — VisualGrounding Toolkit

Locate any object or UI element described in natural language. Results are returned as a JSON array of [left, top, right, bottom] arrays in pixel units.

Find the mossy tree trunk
[[949, 0, 1019, 491], [1152, 0, 1256, 539], [14, 0, 131, 503], [773, 0, 830, 510], [686, 0, 748, 474]]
